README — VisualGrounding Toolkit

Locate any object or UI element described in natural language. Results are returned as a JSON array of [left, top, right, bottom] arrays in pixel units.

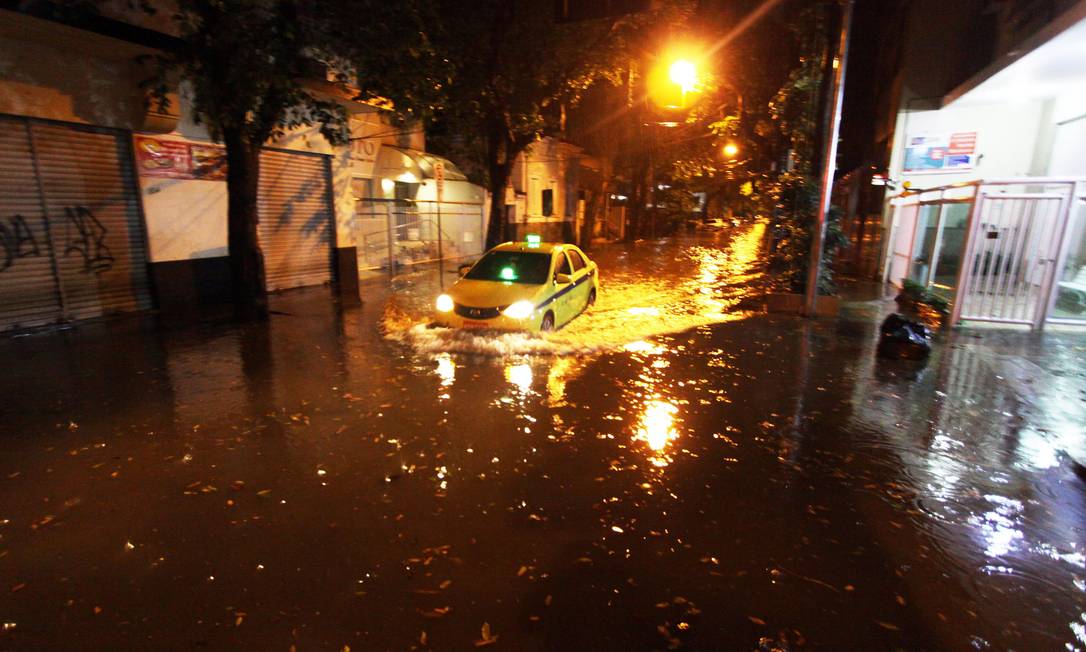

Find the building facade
[[874, 0, 1086, 329], [0, 4, 485, 331]]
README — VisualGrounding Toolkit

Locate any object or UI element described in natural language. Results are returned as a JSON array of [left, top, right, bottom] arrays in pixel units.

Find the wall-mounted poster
[[135, 136, 191, 179], [135, 135, 228, 180], [904, 131, 978, 174], [191, 144, 227, 180]]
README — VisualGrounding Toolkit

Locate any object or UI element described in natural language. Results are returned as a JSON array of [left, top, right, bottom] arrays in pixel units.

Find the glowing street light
[[722, 143, 739, 159], [668, 59, 698, 94]]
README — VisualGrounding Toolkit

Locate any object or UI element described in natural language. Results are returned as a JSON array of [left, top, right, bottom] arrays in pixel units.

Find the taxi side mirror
[[554, 273, 572, 285], [457, 263, 472, 277]]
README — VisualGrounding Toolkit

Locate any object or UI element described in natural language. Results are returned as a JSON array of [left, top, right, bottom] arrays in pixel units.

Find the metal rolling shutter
[[257, 150, 333, 291], [0, 119, 62, 331], [31, 123, 152, 322], [0, 116, 151, 332]]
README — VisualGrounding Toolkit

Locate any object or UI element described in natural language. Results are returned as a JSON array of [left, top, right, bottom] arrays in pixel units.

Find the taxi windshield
[[464, 251, 552, 285]]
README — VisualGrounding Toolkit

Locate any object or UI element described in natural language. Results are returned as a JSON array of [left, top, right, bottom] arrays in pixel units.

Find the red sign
[[135, 135, 228, 181], [434, 160, 445, 202], [947, 132, 977, 155], [191, 144, 227, 180], [135, 136, 190, 179]]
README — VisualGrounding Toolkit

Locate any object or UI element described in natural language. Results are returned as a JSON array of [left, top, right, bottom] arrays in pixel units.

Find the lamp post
[[641, 54, 701, 239], [802, 0, 854, 317]]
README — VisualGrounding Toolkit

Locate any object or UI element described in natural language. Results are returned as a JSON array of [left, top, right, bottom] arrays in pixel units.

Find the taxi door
[[552, 251, 576, 325], [566, 247, 592, 311]]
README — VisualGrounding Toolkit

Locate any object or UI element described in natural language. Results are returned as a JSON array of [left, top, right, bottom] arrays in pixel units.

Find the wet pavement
[[1, 225, 1085, 651]]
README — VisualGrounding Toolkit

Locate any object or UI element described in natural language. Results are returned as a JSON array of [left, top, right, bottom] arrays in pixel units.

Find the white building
[[880, 0, 1086, 329], [505, 137, 585, 243]]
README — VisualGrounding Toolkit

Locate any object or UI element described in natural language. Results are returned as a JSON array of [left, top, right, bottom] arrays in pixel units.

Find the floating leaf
[[475, 622, 498, 647]]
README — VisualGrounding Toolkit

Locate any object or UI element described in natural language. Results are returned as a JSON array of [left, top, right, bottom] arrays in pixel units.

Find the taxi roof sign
[[526, 234, 542, 248]]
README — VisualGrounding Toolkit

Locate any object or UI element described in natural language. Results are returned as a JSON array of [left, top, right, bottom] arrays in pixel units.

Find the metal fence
[[883, 178, 1086, 330], [355, 199, 487, 278]]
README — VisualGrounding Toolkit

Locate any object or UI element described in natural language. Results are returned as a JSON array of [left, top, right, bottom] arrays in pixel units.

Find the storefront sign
[[135, 136, 190, 179], [135, 135, 227, 180], [191, 144, 227, 180], [435, 160, 445, 202], [904, 131, 978, 174]]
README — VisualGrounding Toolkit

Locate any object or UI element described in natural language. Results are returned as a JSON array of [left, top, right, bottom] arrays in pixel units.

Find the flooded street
[[1, 226, 1085, 650]]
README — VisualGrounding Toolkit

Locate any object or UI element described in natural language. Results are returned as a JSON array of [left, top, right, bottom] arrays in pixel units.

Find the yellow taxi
[[434, 237, 599, 332]]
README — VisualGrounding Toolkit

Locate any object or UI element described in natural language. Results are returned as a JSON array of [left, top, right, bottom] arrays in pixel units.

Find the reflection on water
[[385, 224, 767, 357], [434, 353, 455, 388], [546, 357, 583, 407], [505, 362, 533, 396], [971, 495, 1025, 558], [849, 322, 1086, 650], [635, 399, 679, 468]]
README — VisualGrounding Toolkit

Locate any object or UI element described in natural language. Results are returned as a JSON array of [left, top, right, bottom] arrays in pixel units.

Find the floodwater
[[1, 225, 1084, 651]]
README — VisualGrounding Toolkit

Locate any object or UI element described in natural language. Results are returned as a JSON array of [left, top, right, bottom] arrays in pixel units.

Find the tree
[[144, 0, 351, 320], [424, 0, 665, 249]]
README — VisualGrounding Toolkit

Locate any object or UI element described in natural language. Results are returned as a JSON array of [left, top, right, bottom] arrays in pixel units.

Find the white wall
[[518, 138, 581, 221], [141, 174, 228, 262], [1048, 92, 1086, 175], [889, 99, 1047, 189]]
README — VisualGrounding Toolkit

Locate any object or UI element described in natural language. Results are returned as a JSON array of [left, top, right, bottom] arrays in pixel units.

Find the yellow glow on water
[[506, 363, 533, 394], [390, 221, 769, 355], [688, 219, 767, 317], [434, 353, 455, 387], [635, 399, 679, 467], [546, 357, 581, 406]]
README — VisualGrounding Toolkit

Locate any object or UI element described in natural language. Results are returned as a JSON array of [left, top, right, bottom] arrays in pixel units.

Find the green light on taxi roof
[[500, 266, 517, 281], [526, 234, 541, 248]]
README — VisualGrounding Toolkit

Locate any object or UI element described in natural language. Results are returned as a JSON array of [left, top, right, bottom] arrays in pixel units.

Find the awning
[[375, 145, 468, 183], [945, 7, 1086, 107]]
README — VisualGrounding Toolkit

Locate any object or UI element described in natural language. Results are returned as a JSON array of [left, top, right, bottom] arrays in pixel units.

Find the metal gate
[[955, 191, 1070, 327], [356, 198, 487, 278], [0, 115, 151, 332], [883, 178, 1083, 330], [257, 149, 334, 291]]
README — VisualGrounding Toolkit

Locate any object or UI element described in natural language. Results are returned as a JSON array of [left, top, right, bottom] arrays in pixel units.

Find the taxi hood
[[448, 278, 544, 308]]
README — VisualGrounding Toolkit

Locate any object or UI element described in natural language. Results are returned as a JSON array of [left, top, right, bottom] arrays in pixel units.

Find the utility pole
[[802, 0, 853, 317]]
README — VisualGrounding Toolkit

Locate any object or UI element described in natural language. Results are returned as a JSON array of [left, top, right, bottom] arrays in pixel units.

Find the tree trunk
[[485, 159, 514, 250], [223, 127, 269, 321], [484, 124, 519, 250], [579, 185, 604, 250]]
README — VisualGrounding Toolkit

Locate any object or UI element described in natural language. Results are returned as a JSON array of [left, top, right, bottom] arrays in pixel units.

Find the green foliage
[[425, 0, 672, 183], [762, 172, 846, 294], [142, 0, 355, 148], [901, 279, 950, 314]]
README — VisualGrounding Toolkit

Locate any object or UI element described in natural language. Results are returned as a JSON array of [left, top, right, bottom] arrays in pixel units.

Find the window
[[351, 178, 375, 218], [568, 250, 586, 272], [465, 251, 552, 285], [555, 251, 573, 276], [541, 188, 554, 217]]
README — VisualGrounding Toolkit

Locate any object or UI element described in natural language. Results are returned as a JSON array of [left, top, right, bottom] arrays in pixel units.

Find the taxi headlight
[[435, 294, 454, 313], [502, 300, 535, 320]]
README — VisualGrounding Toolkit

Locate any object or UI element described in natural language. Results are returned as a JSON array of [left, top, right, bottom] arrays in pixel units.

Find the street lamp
[[722, 142, 739, 159], [668, 59, 698, 94]]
